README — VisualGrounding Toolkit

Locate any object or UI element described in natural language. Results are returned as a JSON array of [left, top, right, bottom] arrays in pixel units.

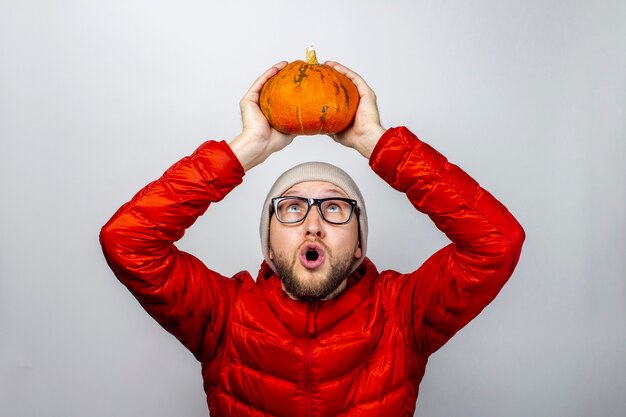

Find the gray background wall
[[1, 1, 624, 416]]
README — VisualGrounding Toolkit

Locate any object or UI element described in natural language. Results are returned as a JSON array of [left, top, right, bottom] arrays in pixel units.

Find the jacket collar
[[255, 258, 379, 338]]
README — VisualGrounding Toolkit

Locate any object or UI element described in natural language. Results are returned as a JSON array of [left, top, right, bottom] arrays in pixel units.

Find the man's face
[[269, 181, 362, 300]]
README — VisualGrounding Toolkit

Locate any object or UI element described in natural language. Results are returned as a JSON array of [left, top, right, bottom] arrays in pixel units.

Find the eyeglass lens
[[275, 198, 353, 224]]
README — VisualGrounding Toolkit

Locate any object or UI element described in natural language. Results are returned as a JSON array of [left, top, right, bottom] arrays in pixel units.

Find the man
[[100, 61, 525, 416]]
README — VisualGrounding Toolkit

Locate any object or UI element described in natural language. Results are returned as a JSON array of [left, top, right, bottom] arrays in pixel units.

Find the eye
[[277, 198, 307, 214], [325, 204, 340, 213]]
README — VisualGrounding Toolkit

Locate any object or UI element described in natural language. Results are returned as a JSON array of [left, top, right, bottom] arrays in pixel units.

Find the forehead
[[281, 181, 348, 198]]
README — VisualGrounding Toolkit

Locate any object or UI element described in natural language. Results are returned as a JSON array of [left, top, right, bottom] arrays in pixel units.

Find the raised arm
[[370, 127, 525, 355], [99, 140, 244, 360], [100, 62, 296, 360], [326, 61, 524, 355]]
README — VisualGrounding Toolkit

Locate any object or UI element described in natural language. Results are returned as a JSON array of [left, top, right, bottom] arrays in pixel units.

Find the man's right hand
[[229, 62, 296, 172]]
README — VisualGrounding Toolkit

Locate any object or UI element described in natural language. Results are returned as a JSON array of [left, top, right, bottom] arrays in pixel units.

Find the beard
[[273, 249, 354, 300]]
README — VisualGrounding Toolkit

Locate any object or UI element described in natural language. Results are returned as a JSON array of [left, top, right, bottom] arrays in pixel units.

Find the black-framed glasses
[[271, 196, 359, 225]]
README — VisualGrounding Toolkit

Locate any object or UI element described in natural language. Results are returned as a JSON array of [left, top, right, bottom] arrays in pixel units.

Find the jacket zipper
[[304, 300, 317, 417]]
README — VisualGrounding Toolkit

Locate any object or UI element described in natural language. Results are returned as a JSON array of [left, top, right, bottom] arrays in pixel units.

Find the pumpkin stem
[[305, 46, 318, 65]]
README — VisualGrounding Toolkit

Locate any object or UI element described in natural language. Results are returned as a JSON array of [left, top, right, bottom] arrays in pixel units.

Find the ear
[[353, 245, 362, 259], [269, 247, 274, 260]]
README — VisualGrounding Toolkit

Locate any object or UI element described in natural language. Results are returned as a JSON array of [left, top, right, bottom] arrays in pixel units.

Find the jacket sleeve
[[369, 127, 525, 355], [99, 140, 244, 360]]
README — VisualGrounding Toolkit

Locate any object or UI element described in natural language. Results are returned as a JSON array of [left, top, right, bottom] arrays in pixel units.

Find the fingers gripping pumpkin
[[259, 47, 359, 135]]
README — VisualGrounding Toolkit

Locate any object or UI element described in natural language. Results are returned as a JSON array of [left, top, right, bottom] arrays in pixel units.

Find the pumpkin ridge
[[340, 83, 351, 110], [297, 107, 304, 133], [319, 105, 328, 133], [264, 97, 273, 125]]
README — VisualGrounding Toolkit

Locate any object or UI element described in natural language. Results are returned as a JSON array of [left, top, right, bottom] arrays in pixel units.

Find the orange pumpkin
[[259, 47, 359, 135]]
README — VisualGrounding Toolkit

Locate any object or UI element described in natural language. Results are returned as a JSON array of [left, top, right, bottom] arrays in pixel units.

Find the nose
[[303, 205, 325, 237]]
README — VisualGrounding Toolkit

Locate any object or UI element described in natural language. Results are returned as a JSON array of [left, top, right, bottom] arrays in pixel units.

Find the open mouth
[[305, 249, 319, 262], [300, 244, 325, 269]]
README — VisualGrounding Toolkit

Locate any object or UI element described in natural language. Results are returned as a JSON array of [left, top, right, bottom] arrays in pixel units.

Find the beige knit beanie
[[260, 162, 368, 274]]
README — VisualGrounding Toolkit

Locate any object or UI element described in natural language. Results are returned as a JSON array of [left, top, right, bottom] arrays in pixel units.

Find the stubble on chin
[[273, 252, 352, 300]]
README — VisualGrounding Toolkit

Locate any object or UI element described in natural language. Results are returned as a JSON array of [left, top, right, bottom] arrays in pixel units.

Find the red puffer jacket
[[100, 127, 525, 416]]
